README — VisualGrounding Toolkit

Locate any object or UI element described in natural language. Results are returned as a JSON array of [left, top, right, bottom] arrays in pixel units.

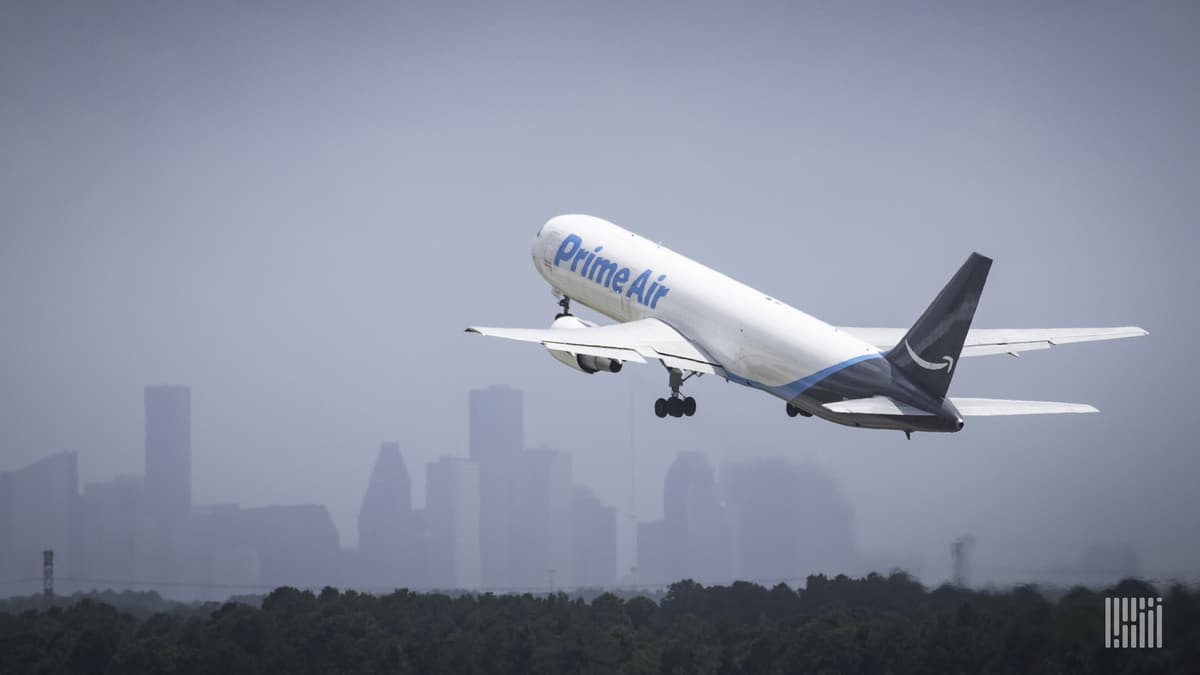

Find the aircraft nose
[[956, 417, 964, 431]]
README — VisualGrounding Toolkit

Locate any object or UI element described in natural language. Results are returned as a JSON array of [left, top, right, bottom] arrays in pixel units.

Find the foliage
[[0, 573, 1194, 674]]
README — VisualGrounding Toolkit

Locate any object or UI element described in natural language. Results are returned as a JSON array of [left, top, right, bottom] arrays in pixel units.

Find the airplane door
[[540, 230, 562, 270]]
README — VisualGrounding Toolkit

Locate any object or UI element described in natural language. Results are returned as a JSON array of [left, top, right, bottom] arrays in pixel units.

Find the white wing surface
[[466, 318, 720, 374], [824, 396, 1098, 416], [950, 398, 1098, 416], [837, 326, 1148, 358], [823, 397, 935, 416]]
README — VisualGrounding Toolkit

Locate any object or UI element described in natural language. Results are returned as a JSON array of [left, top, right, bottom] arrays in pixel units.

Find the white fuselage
[[531, 214, 880, 394]]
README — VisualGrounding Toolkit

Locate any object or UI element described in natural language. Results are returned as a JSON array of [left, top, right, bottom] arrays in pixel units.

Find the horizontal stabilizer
[[824, 397, 935, 416], [839, 326, 1148, 358], [950, 398, 1098, 416]]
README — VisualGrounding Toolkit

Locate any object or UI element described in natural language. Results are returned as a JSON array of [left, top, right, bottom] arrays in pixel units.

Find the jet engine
[[545, 315, 624, 374]]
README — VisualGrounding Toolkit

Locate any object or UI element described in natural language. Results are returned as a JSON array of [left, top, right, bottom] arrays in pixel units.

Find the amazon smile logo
[[905, 340, 955, 373]]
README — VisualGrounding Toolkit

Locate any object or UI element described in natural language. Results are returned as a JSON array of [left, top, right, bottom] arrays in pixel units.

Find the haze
[[2, 1, 1197, 586]]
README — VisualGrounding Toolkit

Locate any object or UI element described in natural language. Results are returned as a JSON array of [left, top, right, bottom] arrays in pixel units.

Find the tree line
[[1, 573, 1195, 674]]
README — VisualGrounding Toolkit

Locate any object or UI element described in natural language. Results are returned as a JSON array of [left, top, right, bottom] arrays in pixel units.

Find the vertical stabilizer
[[885, 253, 992, 399]]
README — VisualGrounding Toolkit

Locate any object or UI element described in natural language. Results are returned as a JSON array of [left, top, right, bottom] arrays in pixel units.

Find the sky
[[2, 1, 1197, 584]]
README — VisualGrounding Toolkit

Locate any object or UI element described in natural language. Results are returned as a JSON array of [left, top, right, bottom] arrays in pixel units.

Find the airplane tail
[[885, 252, 992, 399]]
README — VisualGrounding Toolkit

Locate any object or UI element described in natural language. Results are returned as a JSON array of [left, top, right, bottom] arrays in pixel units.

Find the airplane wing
[[824, 396, 1098, 416], [950, 398, 1098, 415], [837, 326, 1148, 358], [466, 318, 721, 374]]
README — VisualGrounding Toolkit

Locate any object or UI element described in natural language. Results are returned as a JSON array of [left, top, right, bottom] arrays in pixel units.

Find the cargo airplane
[[467, 215, 1147, 438]]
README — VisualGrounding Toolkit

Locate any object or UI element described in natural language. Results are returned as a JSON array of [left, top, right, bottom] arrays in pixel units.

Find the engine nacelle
[[545, 315, 624, 374]]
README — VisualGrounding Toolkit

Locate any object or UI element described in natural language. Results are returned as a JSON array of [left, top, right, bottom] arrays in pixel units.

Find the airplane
[[467, 214, 1148, 438]]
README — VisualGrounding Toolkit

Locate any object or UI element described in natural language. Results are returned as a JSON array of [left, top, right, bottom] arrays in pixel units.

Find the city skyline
[[1, 382, 1158, 600]]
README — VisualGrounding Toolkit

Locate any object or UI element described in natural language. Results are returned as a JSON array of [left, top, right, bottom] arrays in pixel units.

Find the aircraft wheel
[[667, 397, 684, 417], [683, 396, 696, 417], [786, 403, 799, 418], [654, 398, 668, 418]]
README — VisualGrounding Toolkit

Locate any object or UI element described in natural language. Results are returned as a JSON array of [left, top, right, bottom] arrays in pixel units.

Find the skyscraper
[[426, 457, 481, 590], [144, 385, 191, 523], [468, 385, 523, 589], [357, 442, 417, 588], [511, 448, 572, 590], [0, 452, 80, 592], [468, 385, 523, 462], [572, 487, 617, 589], [721, 459, 854, 582], [663, 451, 727, 583]]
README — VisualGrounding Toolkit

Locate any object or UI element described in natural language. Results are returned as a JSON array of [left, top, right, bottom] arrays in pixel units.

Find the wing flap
[[951, 397, 1099, 416]]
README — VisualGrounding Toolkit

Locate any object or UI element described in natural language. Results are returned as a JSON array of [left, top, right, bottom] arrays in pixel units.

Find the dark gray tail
[[885, 252, 992, 399]]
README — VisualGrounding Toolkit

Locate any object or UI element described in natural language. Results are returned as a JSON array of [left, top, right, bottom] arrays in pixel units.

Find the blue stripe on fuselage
[[726, 352, 885, 401]]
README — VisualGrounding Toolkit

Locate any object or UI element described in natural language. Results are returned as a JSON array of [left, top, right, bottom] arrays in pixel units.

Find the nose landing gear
[[655, 367, 698, 418]]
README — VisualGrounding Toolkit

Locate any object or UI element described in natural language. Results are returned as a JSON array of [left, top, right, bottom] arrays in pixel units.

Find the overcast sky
[[2, 1, 1197, 584]]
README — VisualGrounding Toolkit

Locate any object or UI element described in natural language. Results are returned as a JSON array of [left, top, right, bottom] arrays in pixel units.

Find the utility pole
[[42, 550, 54, 598]]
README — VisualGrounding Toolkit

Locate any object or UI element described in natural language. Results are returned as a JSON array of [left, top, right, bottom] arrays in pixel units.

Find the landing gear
[[555, 295, 572, 318], [785, 402, 812, 418], [655, 367, 698, 418], [904, 430, 913, 440], [655, 395, 696, 418]]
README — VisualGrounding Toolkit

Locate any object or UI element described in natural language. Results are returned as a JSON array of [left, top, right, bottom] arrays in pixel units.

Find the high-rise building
[[229, 504, 342, 589], [572, 487, 617, 589], [636, 520, 666, 587], [663, 451, 727, 583], [468, 385, 524, 589], [511, 448, 572, 590], [357, 442, 418, 589], [468, 386, 523, 462], [426, 457, 481, 590], [80, 474, 145, 590], [0, 452, 80, 593], [144, 385, 191, 522], [720, 459, 854, 582], [143, 385, 192, 584]]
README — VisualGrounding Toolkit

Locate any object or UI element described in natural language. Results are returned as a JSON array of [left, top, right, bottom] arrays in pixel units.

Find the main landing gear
[[655, 367, 697, 418], [786, 402, 813, 418]]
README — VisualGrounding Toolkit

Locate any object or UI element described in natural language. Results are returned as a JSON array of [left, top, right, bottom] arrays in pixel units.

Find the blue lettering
[[611, 267, 630, 292], [553, 234, 581, 267], [571, 246, 589, 272], [555, 235, 670, 308], [626, 269, 651, 304], [650, 283, 670, 308]]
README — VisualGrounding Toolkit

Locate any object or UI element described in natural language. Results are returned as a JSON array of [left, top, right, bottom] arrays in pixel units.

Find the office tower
[[572, 487, 617, 588], [79, 474, 144, 590], [468, 385, 523, 589], [357, 442, 417, 588], [636, 520, 666, 587], [663, 451, 726, 583], [144, 385, 191, 523], [511, 448, 572, 590], [231, 504, 342, 589], [468, 385, 523, 462], [721, 459, 854, 582], [426, 457, 481, 590], [0, 452, 80, 593]]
